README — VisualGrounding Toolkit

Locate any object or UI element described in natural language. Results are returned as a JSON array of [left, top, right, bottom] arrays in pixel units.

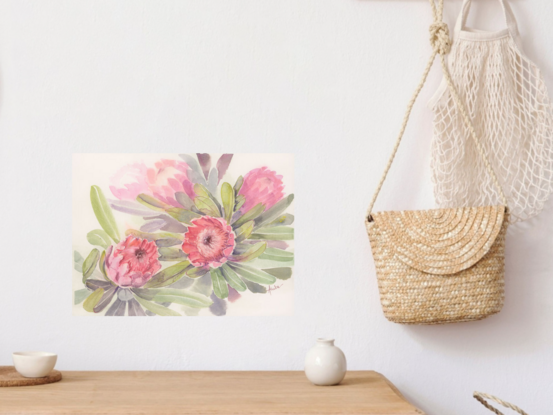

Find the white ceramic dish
[[12, 352, 57, 378]]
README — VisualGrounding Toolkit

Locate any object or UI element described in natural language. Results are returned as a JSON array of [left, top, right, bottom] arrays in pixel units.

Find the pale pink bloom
[[109, 163, 150, 201], [110, 159, 195, 208], [239, 167, 284, 212], [182, 216, 235, 268], [105, 236, 162, 288]]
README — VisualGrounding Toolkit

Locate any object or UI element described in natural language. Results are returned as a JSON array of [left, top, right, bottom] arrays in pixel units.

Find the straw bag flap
[[368, 205, 505, 275]]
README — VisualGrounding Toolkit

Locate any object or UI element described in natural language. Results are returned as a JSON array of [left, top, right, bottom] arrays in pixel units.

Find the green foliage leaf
[[134, 296, 181, 316], [90, 185, 120, 243], [143, 261, 192, 288], [194, 183, 223, 214], [194, 196, 221, 217], [186, 266, 210, 279], [83, 288, 104, 313], [87, 229, 111, 249], [152, 288, 213, 308], [82, 248, 100, 283], [221, 182, 235, 223], [210, 268, 229, 299], [234, 220, 254, 243], [125, 229, 183, 247], [233, 203, 264, 228], [251, 226, 294, 241], [230, 242, 267, 263], [254, 194, 294, 229], [264, 213, 294, 227], [221, 264, 247, 292], [99, 250, 110, 281], [74, 289, 89, 305], [259, 247, 294, 262], [242, 278, 267, 294], [262, 267, 293, 280], [165, 208, 201, 224], [235, 195, 246, 211], [227, 262, 276, 285], [136, 194, 172, 212], [74, 251, 85, 272], [175, 192, 195, 210], [234, 175, 244, 193], [74, 251, 84, 263], [158, 247, 187, 262]]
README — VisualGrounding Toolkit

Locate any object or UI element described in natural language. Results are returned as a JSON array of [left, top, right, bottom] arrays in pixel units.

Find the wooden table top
[[0, 371, 424, 415]]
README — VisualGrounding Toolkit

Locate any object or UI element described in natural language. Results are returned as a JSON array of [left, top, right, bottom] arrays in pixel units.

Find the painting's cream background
[[0, 1, 552, 413], [72, 153, 294, 316]]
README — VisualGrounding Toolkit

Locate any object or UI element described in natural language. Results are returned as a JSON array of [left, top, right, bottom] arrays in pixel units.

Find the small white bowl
[[12, 352, 57, 378]]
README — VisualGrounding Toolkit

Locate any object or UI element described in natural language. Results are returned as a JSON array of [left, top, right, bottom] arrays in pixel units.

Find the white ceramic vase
[[304, 338, 347, 386]]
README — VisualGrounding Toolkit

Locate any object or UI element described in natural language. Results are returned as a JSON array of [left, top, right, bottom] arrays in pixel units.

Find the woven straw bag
[[474, 392, 528, 415], [365, 0, 509, 325]]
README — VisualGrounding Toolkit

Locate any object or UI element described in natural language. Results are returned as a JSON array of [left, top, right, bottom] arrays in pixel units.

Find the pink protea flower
[[239, 166, 285, 212], [105, 236, 162, 288], [181, 216, 236, 268], [147, 159, 195, 207], [110, 159, 195, 208], [109, 163, 150, 201]]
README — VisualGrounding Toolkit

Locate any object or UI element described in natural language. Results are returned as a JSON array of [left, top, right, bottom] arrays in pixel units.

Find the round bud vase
[[304, 338, 347, 386]]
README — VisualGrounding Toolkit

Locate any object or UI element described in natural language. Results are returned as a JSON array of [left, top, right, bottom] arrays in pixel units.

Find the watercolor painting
[[72, 154, 294, 316]]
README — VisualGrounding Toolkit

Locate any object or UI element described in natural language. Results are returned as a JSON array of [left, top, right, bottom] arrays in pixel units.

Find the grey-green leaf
[[254, 194, 294, 229], [259, 247, 294, 262], [221, 264, 247, 292], [229, 242, 267, 263], [264, 213, 295, 228], [233, 203, 265, 228], [242, 278, 267, 294], [262, 267, 293, 280], [152, 288, 213, 308], [74, 289, 89, 305], [87, 229, 111, 249], [251, 227, 294, 241], [227, 262, 276, 285], [135, 296, 181, 316], [186, 266, 210, 279], [136, 193, 172, 212], [234, 175, 244, 193], [210, 268, 229, 299], [165, 208, 201, 224], [82, 248, 100, 283], [143, 261, 192, 288], [90, 185, 120, 243], [194, 196, 221, 217], [234, 221, 254, 243], [158, 247, 188, 262]]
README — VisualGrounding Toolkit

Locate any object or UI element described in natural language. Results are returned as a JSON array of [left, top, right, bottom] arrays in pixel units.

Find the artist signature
[[267, 283, 284, 295]]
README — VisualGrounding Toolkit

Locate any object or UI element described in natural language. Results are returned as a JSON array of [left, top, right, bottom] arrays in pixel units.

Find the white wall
[[0, 0, 551, 413]]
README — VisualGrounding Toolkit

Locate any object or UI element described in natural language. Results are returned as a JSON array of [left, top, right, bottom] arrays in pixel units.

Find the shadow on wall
[[404, 198, 553, 357]]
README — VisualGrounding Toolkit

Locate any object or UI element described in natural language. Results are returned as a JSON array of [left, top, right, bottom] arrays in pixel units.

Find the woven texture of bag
[[430, 0, 553, 223], [366, 206, 508, 324], [365, 0, 509, 325]]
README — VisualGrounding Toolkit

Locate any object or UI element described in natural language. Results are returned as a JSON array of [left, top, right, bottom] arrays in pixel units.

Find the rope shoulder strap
[[474, 392, 529, 415], [366, 0, 507, 221]]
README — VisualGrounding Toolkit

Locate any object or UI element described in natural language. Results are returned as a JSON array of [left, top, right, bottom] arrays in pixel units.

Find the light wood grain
[[0, 371, 424, 415], [0, 366, 62, 387]]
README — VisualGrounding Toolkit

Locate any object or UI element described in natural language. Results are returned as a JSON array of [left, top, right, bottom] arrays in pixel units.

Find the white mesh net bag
[[429, 0, 553, 222]]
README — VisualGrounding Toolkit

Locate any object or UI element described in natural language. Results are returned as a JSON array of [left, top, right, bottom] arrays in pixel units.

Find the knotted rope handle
[[474, 392, 529, 415], [366, 0, 508, 221]]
